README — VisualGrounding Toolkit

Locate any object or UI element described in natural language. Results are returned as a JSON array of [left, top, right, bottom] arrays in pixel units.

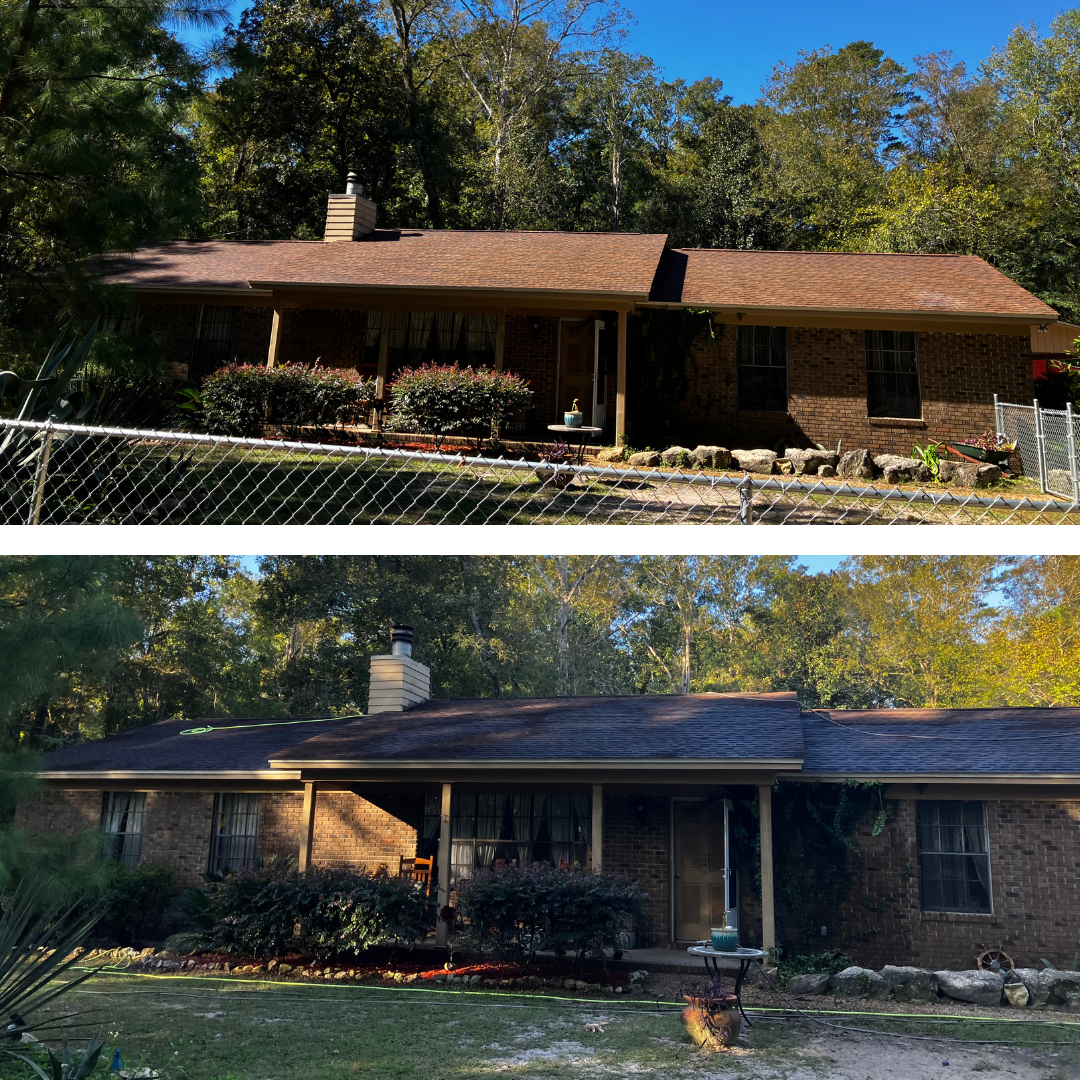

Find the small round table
[[687, 946, 768, 1026], [546, 424, 604, 465]]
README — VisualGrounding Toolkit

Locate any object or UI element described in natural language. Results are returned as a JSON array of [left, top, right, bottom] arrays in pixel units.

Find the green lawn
[[6, 973, 1080, 1080]]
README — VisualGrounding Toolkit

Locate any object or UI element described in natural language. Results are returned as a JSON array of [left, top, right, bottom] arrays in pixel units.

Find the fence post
[[1033, 398, 1048, 495], [1067, 401, 1080, 504], [994, 393, 1003, 441], [26, 422, 55, 525], [738, 474, 754, 525]]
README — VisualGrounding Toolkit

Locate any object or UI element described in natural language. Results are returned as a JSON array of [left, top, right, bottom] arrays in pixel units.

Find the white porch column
[[758, 784, 775, 954], [591, 784, 603, 874], [267, 306, 284, 369], [615, 309, 628, 445], [435, 782, 453, 946], [298, 781, 317, 871]]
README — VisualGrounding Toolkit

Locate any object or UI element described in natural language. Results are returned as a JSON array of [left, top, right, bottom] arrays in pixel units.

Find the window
[[737, 326, 787, 411], [209, 793, 261, 874], [100, 304, 141, 338], [387, 312, 497, 373], [190, 306, 236, 379], [866, 330, 920, 418], [917, 801, 992, 913], [420, 792, 590, 887], [101, 792, 146, 867]]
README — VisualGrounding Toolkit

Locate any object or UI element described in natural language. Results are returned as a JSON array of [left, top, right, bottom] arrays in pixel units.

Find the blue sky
[[185, 1, 1065, 105]]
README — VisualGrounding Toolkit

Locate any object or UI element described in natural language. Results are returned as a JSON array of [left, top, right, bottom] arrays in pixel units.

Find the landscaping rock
[[786, 973, 830, 995], [831, 966, 888, 998], [691, 445, 733, 470], [277, 964, 292, 974], [837, 449, 878, 480], [660, 446, 692, 467], [1004, 982, 1030, 1007], [817, 464, 836, 477], [873, 455, 931, 484], [777, 458, 794, 475], [937, 460, 980, 487], [975, 464, 1003, 488], [1008, 969, 1041, 1006], [629, 970, 649, 983], [526, 975, 542, 987], [786, 448, 835, 475], [628, 984, 643, 995], [1041, 970, 1080, 1009], [880, 966, 938, 1003], [935, 969, 1004, 1007], [731, 449, 778, 474], [595, 447, 625, 463], [628, 451, 661, 469], [266, 959, 278, 972]]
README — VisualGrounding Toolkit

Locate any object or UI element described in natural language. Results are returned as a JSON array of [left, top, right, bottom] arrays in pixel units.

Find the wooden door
[[673, 800, 730, 942], [559, 320, 595, 423]]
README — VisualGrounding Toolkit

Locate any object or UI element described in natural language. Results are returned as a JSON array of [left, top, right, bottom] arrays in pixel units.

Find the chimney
[[367, 624, 431, 713], [324, 171, 377, 241]]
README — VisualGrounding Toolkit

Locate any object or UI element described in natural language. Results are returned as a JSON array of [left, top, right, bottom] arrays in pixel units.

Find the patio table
[[686, 946, 768, 1026], [546, 424, 604, 465]]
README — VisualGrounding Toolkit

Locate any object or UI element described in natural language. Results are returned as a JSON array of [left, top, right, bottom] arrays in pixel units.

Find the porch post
[[615, 308, 628, 445], [435, 782, 453, 946], [374, 305, 391, 431], [267, 306, 284, 369], [298, 781, 317, 871], [758, 784, 775, 954], [591, 784, 603, 874], [494, 309, 506, 372]]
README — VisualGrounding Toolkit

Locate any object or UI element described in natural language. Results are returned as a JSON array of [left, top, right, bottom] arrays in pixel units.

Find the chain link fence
[[2, 417, 1079, 525], [996, 396, 1080, 502]]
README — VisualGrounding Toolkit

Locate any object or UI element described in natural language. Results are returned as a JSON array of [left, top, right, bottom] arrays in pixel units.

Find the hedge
[[388, 364, 533, 449], [456, 864, 646, 962], [191, 862, 430, 959], [199, 364, 377, 438]]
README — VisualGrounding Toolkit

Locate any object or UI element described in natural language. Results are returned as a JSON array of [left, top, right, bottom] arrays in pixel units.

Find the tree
[[0, 0, 220, 351]]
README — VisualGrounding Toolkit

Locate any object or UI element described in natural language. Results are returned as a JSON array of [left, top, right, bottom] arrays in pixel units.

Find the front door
[[559, 320, 595, 424], [673, 799, 732, 942]]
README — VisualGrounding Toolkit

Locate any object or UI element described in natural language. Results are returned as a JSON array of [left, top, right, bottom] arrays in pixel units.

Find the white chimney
[[367, 624, 430, 713], [324, 171, 377, 241]]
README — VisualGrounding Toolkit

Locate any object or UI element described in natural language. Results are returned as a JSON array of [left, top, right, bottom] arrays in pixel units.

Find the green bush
[[456, 864, 646, 962], [199, 364, 377, 438], [777, 949, 854, 983], [194, 862, 430, 959], [388, 364, 533, 450], [99, 862, 178, 946]]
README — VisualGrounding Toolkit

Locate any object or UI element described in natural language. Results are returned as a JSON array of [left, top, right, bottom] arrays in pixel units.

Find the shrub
[[99, 862, 178, 946], [456, 864, 646, 962], [777, 949, 854, 984], [194, 862, 430, 959], [199, 364, 376, 438], [388, 364, 533, 450]]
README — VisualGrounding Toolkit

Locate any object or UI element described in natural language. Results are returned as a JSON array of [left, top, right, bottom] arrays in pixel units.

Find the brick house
[[18, 629, 1080, 971], [93, 176, 1066, 457]]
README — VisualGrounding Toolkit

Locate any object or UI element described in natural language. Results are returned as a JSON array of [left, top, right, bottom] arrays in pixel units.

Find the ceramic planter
[[564, 411, 583, 428], [535, 467, 574, 490], [711, 926, 739, 951], [682, 997, 742, 1051]]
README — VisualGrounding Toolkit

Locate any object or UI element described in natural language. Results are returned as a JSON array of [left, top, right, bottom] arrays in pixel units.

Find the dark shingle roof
[[39, 716, 357, 774], [268, 693, 805, 763], [801, 708, 1080, 776]]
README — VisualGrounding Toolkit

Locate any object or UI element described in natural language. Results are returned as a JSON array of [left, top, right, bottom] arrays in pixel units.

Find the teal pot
[[711, 926, 739, 951], [564, 411, 583, 428]]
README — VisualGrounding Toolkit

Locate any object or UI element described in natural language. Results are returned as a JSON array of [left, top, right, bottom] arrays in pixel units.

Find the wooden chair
[[399, 855, 433, 894]]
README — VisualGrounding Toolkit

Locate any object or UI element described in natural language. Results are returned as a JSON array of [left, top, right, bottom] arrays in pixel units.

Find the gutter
[[638, 301, 1057, 324], [782, 772, 1080, 784], [39, 770, 303, 781], [268, 757, 804, 771]]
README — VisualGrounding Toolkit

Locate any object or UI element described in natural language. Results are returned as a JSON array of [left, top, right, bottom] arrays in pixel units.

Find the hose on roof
[[179, 714, 363, 736], [810, 708, 1080, 742]]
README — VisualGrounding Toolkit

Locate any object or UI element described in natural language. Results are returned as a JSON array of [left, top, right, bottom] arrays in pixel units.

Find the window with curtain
[[387, 312, 497, 373], [866, 330, 920, 418], [101, 304, 142, 338], [190, 306, 236, 379], [737, 326, 788, 411], [101, 792, 146, 867], [363, 310, 383, 375], [917, 801, 992, 913], [209, 793, 261, 874]]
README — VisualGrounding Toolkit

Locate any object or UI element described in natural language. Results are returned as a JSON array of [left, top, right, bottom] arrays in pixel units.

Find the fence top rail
[[2, 416, 1077, 514]]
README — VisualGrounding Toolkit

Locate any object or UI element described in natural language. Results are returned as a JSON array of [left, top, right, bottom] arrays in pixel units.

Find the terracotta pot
[[681, 1001, 742, 1051], [534, 467, 574, 490]]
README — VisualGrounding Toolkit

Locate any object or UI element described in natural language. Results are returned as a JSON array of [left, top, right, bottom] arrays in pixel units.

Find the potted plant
[[535, 443, 575, 490], [681, 976, 742, 1051], [564, 398, 583, 428], [948, 430, 1017, 465]]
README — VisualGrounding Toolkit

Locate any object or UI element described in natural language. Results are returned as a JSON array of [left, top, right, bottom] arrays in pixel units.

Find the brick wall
[[309, 790, 419, 871], [656, 325, 1037, 459], [602, 794, 671, 947], [504, 315, 559, 432], [278, 309, 376, 375], [13, 789, 100, 835], [834, 798, 1080, 971]]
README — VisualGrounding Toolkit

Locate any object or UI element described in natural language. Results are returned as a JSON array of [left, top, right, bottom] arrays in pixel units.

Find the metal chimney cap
[[345, 170, 363, 196], [390, 623, 414, 657]]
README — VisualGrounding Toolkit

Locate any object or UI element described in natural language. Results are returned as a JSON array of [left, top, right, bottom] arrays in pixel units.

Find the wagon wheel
[[976, 947, 1014, 972]]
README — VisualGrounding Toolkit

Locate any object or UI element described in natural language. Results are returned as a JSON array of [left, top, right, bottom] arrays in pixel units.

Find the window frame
[[865, 330, 921, 419], [916, 800, 993, 915], [101, 791, 146, 867], [208, 793, 261, 875], [736, 325, 788, 412]]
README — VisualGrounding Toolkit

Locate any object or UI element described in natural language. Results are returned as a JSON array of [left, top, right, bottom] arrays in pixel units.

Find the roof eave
[[268, 757, 804, 771], [249, 281, 652, 303], [788, 772, 1080, 783], [640, 301, 1057, 324], [39, 769, 303, 781]]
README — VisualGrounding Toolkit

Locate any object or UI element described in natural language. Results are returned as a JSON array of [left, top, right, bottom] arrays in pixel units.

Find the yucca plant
[[7, 1030, 105, 1080]]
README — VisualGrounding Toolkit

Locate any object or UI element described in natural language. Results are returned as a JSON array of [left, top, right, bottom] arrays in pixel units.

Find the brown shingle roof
[[650, 249, 1058, 320], [95, 231, 669, 298]]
